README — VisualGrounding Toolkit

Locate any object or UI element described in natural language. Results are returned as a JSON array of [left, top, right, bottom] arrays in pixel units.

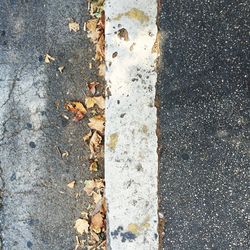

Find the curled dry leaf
[[88, 115, 105, 134], [69, 21, 80, 32], [89, 131, 102, 159], [89, 161, 98, 172], [91, 212, 104, 233], [75, 219, 89, 235], [83, 131, 92, 142], [44, 53, 55, 63], [65, 102, 87, 121]]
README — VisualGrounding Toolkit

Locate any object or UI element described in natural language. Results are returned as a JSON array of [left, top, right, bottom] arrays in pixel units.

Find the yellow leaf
[[85, 97, 96, 109], [74, 219, 89, 235], [44, 53, 55, 64], [69, 21, 80, 32], [67, 180, 75, 189]]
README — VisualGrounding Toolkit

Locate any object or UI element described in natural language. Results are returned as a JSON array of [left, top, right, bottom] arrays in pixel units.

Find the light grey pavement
[[0, 1, 102, 249], [158, 1, 249, 249]]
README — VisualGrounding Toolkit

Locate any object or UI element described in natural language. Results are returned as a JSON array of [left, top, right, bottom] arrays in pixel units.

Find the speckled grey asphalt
[[158, 1, 249, 249], [0, 1, 102, 249]]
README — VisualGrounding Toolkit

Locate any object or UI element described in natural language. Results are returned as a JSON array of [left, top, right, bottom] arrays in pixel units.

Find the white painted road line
[[105, 1, 159, 249]]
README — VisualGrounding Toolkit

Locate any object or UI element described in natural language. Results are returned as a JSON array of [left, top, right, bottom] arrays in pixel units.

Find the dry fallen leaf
[[86, 18, 98, 33], [89, 131, 102, 158], [88, 115, 105, 134], [85, 96, 105, 110], [93, 191, 102, 204], [69, 21, 80, 32], [95, 34, 105, 61], [91, 213, 104, 233], [89, 161, 98, 172], [58, 66, 65, 73], [83, 180, 96, 196], [93, 96, 105, 109], [83, 131, 92, 142], [95, 179, 105, 189], [75, 219, 89, 235], [85, 97, 96, 109], [67, 180, 76, 189], [65, 101, 87, 121], [44, 53, 55, 64]]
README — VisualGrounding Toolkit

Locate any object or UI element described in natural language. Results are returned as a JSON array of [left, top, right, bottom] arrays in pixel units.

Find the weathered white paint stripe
[[105, 1, 159, 249]]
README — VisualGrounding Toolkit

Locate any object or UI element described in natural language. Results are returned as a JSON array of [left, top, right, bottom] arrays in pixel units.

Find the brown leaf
[[65, 102, 87, 121], [93, 191, 102, 204], [95, 34, 105, 61], [89, 161, 98, 172], [69, 21, 80, 32], [83, 131, 92, 142], [91, 213, 104, 233], [74, 219, 89, 235], [89, 131, 102, 158], [95, 179, 105, 189], [88, 115, 105, 134], [86, 19, 98, 33]]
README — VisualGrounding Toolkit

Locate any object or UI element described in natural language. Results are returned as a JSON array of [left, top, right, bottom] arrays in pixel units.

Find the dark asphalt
[[158, 1, 249, 249]]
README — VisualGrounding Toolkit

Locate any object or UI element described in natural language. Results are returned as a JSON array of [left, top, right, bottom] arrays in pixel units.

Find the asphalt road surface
[[158, 1, 249, 249], [0, 1, 102, 249]]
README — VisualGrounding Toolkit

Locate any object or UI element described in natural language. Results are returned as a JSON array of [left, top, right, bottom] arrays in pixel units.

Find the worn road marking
[[105, 0, 159, 249]]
